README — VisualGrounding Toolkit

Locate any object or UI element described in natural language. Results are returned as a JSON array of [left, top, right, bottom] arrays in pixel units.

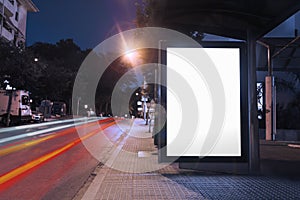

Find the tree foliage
[[135, 1, 204, 41], [28, 39, 88, 103], [0, 39, 143, 116], [0, 39, 89, 112], [275, 73, 300, 129], [135, 0, 158, 27]]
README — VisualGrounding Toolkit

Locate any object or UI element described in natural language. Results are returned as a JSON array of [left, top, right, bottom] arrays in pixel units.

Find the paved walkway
[[260, 140, 300, 176], [74, 119, 300, 200]]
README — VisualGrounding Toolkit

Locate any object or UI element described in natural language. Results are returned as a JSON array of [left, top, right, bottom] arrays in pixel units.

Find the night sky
[[26, 0, 137, 50]]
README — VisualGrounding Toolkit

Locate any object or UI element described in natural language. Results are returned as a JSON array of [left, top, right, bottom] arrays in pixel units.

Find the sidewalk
[[74, 119, 300, 200], [260, 140, 300, 176]]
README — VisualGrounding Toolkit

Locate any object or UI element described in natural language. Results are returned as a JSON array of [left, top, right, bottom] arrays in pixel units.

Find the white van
[[0, 90, 32, 126]]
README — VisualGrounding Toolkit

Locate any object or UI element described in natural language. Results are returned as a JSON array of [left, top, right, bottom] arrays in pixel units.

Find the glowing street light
[[125, 51, 137, 60], [123, 51, 142, 66]]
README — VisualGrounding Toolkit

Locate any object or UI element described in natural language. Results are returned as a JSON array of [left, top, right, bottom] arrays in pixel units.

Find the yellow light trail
[[0, 134, 57, 157]]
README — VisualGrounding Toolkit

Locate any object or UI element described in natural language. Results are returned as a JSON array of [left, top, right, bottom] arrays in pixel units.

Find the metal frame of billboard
[[157, 41, 249, 164]]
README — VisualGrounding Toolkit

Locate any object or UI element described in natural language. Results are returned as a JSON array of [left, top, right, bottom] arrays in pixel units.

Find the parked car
[[51, 101, 67, 116], [31, 111, 44, 123]]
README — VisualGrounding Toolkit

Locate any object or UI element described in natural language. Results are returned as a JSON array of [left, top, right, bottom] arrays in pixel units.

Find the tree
[[135, 0, 204, 41], [0, 40, 44, 90], [28, 39, 87, 108], [135, 0, 157, 28], [275, 73, 300, 129], [0, 39, 89, 114]]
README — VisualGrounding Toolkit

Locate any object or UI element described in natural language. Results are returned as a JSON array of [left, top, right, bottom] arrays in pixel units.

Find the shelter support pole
[[265, 76, 272, 140], [257, 40, 274, 141], [247, 29, 260, 174]]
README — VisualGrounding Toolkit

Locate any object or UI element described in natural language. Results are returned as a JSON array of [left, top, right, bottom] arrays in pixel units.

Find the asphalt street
[[0, 117, 125, 199]]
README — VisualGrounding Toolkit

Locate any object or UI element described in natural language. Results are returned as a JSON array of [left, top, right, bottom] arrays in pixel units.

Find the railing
[[1, 25, 14, 40], [3, 20, 12, 33]]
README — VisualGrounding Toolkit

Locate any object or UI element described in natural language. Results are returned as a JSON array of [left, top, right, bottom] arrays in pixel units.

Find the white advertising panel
[[167, 48, 241, 157]]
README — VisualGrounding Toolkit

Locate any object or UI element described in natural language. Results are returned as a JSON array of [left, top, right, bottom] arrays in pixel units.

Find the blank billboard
[[166, 48, 241, 157]]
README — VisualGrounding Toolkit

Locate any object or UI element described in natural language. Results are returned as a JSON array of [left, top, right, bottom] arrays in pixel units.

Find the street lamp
[[123, 51, 142, 66], [77, 97, 81, 116], [125, 51, 137, 61], [4, 80, 12, 90]]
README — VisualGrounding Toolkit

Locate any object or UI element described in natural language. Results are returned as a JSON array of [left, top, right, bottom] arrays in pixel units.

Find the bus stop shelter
[[153, 0, 300, 174]]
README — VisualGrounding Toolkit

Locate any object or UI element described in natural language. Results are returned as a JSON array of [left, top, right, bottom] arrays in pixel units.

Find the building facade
[[0, 0, 38, 47]]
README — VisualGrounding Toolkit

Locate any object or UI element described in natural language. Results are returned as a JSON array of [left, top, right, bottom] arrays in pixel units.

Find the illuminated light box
[[163, 43, 247, 161]]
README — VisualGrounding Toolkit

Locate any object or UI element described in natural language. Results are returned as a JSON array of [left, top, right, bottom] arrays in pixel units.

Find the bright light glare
[[123, 51, 141, 66], [125, 52, 137, 62]]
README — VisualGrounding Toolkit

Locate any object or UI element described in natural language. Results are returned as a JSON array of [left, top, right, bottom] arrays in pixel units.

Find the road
[[0, 117, 124, 200]]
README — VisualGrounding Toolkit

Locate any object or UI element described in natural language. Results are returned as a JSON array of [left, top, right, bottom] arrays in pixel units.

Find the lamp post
[[77, 97, 81, 116], [3, 79, 13, 127]]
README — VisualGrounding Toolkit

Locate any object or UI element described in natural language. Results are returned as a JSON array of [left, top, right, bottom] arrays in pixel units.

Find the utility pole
[[5, 90, 13, 127], [142, 76, 149, 125], [77, 97, 81, 116]]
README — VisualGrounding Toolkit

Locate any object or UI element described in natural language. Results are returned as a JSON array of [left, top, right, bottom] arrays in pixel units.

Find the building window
[[21, 95, 29, 106], [15, 2, 19, 21], [15, 12, 18, 21], [8, 0, 14, 5]]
